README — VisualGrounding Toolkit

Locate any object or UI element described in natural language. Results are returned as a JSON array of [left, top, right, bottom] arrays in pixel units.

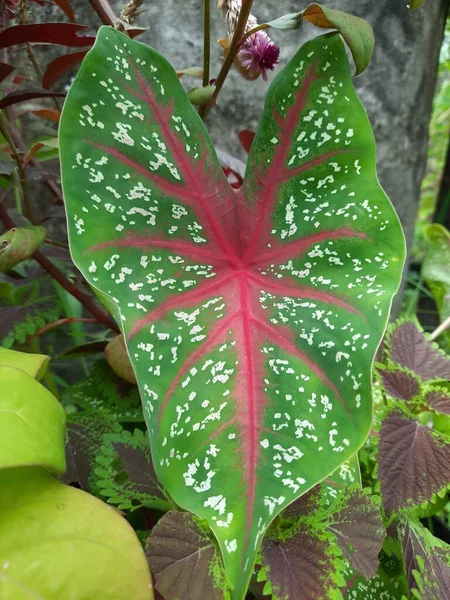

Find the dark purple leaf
[[375, 333, 389, 364], [378, 411, 450, 515], [328, 490, 385, 578], [94, 429, 169, 510], [402, 520, 450, 600], [146, 511, 226, 600], [0, 89, 66, 109], [283, 487, 321, 519], [42, 51, 87, 89], [0, 61, 14, 83], [389, 321, 450, 381], [0, 24, 95, 49], [58, 340, 108, 359], [61, 411, 120, 491], [377, 367, 421, 401], [425, 388, 450, 415], [262, 525, 335, 600]]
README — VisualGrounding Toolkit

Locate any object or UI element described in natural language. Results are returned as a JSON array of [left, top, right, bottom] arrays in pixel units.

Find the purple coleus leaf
[[327, 489, 385, 578], [146, 510, 227, 600], [376, 366, 421, 401], [388, 320, 450, 382], [425, 388, 450, 415], [401, 519, 450, 600], [60, 27, 405, 598], [378, 410, 450, 515]]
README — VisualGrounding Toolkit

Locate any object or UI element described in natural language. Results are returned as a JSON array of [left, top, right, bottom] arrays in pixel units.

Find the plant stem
[[29, 317, 97, 341], [5, 107, 63, 205], [88, 0, 118, 26], [203, 0, 211, 87], [430, 314, 450, 341], [199, 0, 254, 119], [0, 201, 120, 333], [44, 237, 70, 250], [0, 110, 37, 224]]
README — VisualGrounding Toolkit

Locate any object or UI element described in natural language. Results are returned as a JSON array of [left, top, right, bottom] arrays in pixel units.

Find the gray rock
[[40, 0, 449, 305]]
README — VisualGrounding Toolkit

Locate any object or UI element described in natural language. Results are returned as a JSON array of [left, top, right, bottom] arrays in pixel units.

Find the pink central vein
[[238, 273, 258, 547]]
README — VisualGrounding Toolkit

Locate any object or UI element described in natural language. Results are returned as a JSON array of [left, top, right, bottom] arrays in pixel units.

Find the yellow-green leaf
[[0, 467, 153, 600], [0, 225, 46, 272]]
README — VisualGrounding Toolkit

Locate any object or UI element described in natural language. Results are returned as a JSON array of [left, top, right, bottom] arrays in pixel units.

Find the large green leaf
[[0, 364, 66, 472], [423, 224, 450, 323], [0, 467, 153, 599], [60, 27, 405, 599]]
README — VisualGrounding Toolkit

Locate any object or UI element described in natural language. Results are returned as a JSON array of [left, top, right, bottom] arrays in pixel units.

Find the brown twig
[[199, 0, 254, 119], [29, 317, 97, 341], [88, 0, 118, 26], [0, 110, 37, 224], [0, 200, 120, 333]]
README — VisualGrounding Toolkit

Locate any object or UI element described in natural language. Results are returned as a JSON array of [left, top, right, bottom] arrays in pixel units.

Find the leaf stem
[[202, 0, 211, 87], [5, 107, 64, 205], [29, 317, 97, 341], [0, 200, 120, 333], [88, 0, 118, 26], [430, 314, 450, 341], [0, 110, 37, 224], [199, 0, 254, 119]]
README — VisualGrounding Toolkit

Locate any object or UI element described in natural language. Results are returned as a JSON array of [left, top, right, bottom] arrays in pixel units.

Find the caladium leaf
[[388, 320, 450, 382], [378, 410, 450, 515], [146, 510, 228, 600], [342, 569, 402, 599], [60, 27, 405, 598]]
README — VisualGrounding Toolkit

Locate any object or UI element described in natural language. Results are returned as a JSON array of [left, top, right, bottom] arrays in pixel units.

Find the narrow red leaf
[[0, 90, 66, 109], [239, 130, 255, 154], [0, 24, 95, 49], [42, 51, 87, 89], [32, 109, 61, 122]]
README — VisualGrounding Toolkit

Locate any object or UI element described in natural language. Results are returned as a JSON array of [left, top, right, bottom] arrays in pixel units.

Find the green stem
[[199, 0, 254, 119], [202, 0, 211, 87]]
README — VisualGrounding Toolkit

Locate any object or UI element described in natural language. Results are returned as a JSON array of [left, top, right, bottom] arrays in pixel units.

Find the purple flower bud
[[238, 32, 280, 81]]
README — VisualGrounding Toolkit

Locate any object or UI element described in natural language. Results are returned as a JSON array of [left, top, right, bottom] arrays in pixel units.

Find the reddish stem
[[0, 200, 119, 333], [88, 0, 117, 26], [29, 317, 97, 341]]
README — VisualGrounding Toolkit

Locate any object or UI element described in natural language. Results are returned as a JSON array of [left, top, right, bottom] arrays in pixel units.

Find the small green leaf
[[0, 467, 154, 600], [0, 346, 50, 380], [423, 224, 450, 323], [0, 364, 66, 472], [409, 0, 425, 8], [62, 359, 144, 422], [187, 84, 216, 106], [303, 4, 374, 74], [0, 226, 46, 272], [266, 12, 303, 31], [177, 66, 204, 79]]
